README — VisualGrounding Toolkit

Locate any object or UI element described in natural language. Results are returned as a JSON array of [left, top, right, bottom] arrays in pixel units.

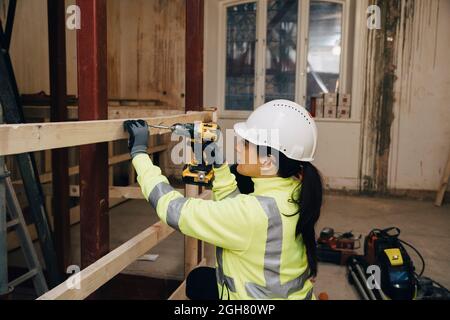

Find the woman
[[124, 99, 323, 300]]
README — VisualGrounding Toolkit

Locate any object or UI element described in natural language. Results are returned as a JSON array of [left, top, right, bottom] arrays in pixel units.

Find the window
[[307, 1, 343, 107], [225, 2, 258, 111], [265, 0, 298, 102], [221, 0, 349, 113]]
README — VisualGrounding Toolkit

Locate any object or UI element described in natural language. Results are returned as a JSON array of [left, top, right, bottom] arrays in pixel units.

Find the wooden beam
[[185, 0, 204, 111], [0, 111, 213, 156], [48, 0, 71, 273], [107, 186, 142, 199], [68, 186, 144, 199], [435, 151, 450, 206], [108, 142, 114, 185], [107, 107, 183, 120], [40, 185, 185, 200], [37, 222, 175, 300], [22, 105, 183, 121], [184, 184, 200, 276]]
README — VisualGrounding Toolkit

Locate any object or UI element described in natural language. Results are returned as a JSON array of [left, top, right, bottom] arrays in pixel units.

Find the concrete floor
[[9, 194, 450, 299]]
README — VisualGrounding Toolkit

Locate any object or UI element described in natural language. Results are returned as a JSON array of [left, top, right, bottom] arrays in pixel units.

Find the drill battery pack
[[182, 164, 214, 187]]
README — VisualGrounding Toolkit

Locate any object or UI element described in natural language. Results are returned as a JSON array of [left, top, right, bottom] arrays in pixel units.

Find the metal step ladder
[[2, 167, 48, 296], [0, 0, 60, 287]]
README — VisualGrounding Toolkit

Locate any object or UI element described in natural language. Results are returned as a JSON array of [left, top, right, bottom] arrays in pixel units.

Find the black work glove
[[123, 120, 149, 158]]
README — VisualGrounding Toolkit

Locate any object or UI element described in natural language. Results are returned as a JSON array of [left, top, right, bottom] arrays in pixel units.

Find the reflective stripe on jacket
[[132, 154, 314, 300]]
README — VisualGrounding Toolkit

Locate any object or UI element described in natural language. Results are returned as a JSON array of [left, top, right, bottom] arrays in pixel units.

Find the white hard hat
[[234, 99, 318, 162]]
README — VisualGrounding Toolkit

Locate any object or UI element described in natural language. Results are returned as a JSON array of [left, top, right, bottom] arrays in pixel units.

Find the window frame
[[217, 0, 352, 119]]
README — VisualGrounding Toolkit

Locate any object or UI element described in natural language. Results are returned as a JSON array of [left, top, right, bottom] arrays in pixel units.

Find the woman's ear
[[259, 154, 279, 176]]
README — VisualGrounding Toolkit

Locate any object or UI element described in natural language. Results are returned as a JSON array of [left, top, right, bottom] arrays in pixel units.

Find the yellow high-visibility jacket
[[133, 154, 314, 300]]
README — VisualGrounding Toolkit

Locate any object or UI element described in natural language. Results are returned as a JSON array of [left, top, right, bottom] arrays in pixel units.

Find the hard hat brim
[[234, 121, 315, 162], [233, 122, 260, 147]]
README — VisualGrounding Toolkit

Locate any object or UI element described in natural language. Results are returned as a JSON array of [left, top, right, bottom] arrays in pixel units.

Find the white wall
[[387, 0, 450, 192]]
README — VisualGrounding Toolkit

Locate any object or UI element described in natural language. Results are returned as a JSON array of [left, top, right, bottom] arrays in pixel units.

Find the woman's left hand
[[123, 119, 149, 158]]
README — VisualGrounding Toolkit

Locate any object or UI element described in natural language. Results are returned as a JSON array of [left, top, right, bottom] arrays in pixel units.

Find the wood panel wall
[[1, 0, 186, 109], [107, 0, 186, 108]]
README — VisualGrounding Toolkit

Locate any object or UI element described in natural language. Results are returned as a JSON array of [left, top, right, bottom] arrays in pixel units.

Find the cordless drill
[[149, 121, 220, 186]]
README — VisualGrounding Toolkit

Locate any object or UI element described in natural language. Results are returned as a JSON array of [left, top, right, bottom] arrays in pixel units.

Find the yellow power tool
[[149, 121, 220, 186]]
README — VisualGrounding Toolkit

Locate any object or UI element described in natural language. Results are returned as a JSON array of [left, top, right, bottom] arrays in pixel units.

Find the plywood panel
[[6, 0, 50, 94], [3, 0, 186, 107], [107, 0, 186, 109]]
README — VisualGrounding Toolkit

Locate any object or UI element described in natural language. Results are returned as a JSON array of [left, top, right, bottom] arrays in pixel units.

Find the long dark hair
[[262, 147, 323, 277]]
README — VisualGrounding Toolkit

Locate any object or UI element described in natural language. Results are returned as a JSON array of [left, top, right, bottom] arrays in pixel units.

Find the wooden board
[[435, 151, 450, 206], [37, 222, 175, 300], [184, 184, 200, 276], [0, 111, 212, 156], [107, 0, 186, 109], [22, 105, 183, 121], [4, 1, 186, 107], [68, 186, 144, 199]]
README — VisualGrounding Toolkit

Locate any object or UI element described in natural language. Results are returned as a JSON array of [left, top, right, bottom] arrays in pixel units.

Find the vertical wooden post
[[184, 184, 200, 276], [435, 151, 450, 206], [108, 142, 114, 186], [204, 109, 218, 267], [44, 122, 53, 231], [48, 0, 70, 273], [76, 0, 109, 268], [43, 118, 53, 230], [0, 105, 8, 296], [185, 0, 204, 111], [184, 0, 205, 275]]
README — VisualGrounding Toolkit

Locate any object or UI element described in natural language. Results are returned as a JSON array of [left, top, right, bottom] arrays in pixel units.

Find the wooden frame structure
[[1, 109, 217, 300]]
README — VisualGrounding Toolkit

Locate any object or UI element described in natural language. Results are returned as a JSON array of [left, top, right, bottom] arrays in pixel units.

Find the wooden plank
[[107, 0, 186, 109], [0, 111, 212, 156], [68, 186, 144, 199], [168, 259, 206, 300], [185, 0, 204, 111], [108, 142, 114, 185], [197, 186, 215, 267], [107, 107, 183, 119], [48, 0, 71, 273], [184, 184, 200, 276], [42, 185, 185, 199], [435, 151, 450, 206], [22, 105, 183, 120], [37, 222, 175, 300], [108, 186, 142, 199]]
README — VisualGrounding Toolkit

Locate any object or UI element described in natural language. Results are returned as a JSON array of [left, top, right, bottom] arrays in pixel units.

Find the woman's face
[[235, 140, 277, 178]]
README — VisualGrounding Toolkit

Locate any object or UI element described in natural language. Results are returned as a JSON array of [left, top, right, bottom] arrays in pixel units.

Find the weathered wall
[[2, 0, 186, 108], [362, 0, 450, 194], [388, 0, 450, 191], [107, 0, 186, 108]]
